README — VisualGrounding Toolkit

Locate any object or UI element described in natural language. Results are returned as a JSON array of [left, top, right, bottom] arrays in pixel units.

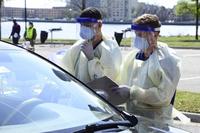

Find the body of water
[[2, 22, 197, 40]]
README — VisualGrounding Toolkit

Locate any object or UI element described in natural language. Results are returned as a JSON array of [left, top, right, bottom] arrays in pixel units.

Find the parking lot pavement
[[34, 44, 70, 58], [35, 44, 132, 60], [173, 121, 200, 133]]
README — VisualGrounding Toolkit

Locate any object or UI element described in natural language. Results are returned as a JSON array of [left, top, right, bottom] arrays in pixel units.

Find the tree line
[[0, 0, 198, 23], [64, 0, 197, 23]]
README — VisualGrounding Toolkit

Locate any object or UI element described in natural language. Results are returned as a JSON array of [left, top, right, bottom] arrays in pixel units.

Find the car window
[[0, 50, 123, 132]]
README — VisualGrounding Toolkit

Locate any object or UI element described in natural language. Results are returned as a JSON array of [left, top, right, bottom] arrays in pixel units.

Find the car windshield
[[0, 46, 124, 132]]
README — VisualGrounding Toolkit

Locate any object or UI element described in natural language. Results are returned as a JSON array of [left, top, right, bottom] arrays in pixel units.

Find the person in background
[[24, 21, 37, 51], [9, 19, 21, 45], [56, 7, 122, 84], [112, 14, 181, 124]]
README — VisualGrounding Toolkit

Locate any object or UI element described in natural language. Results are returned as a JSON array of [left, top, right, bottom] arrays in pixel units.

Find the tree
[[64, 0, 86, 20], [176, 0, 199, 40], [132, 3, 173, 23], [68, 0, 86, 12], [132, 3, 146, 17], [175, 0, 196, 17]]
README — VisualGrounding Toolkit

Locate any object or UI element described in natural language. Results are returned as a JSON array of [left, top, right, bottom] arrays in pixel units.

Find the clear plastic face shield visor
[[76, 17, 102, 41], [131, 24, 160, 51]]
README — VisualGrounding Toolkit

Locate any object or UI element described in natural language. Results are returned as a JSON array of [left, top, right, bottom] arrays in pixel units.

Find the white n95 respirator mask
[[133, 36, 149, 51], [80, 25, 95, 40]]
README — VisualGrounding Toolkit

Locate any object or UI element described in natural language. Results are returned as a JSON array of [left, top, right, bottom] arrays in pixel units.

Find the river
[[2, 21, 197, 39]]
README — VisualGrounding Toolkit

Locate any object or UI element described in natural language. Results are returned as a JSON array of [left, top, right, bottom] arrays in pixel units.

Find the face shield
[[131, 24, 160, 51], [76, 17, 101, 41]]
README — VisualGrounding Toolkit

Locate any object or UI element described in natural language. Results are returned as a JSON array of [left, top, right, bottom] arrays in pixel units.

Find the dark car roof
[[0, 41, 23, 51]]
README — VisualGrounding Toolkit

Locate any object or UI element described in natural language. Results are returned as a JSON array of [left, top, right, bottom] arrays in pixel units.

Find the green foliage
[[176, 0, 198, 17]]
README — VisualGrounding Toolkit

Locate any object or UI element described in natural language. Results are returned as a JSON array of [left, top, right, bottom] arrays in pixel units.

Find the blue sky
[[4, 0, 178, 9]]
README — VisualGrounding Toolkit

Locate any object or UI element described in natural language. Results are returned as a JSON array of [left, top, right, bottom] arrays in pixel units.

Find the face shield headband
[[76, 17, 102, 23], [131, 24, 160, 32]]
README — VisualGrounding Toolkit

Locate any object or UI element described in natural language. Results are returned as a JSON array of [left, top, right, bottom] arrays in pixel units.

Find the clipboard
[[86, 76, 127, 105]]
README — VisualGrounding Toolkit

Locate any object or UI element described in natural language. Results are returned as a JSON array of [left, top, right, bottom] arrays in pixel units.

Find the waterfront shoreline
[[4, 18, 199, 26]]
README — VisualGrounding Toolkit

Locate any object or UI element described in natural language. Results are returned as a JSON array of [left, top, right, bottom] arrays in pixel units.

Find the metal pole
[[25, 0, 27, 30], [196, 0, 199, 40], [51, 31, 52, 43]]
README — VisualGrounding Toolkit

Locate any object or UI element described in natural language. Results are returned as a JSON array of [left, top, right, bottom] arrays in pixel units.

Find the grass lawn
[[42, 39, 76, 44], [2, 38, 76, 45], [159, 36, 200, 47], [120, 35, 200, 48], [175, 91, 200, 113], [3, 35, 200, 48]]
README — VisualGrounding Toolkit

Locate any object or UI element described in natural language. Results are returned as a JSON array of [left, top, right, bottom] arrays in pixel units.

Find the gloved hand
[[111, 85, 130, 101], [81, 43, 94, 60], [145, 32, 157, 57]]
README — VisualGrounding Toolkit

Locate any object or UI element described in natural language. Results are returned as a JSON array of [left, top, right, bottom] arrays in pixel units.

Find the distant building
[[2, 7, 24, 19], [86, 0, 101, 8], [68, 0, 133, 22], [1, 0, 137, 22], [105, 0, 132, 22], [1, 6, 66, 19]]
